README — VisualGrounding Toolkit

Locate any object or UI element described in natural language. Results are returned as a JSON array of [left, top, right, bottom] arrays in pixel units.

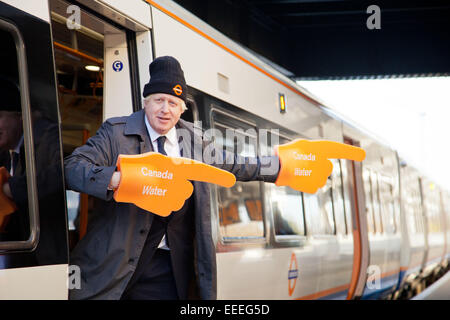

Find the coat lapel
[[124, 110, 153, 154]]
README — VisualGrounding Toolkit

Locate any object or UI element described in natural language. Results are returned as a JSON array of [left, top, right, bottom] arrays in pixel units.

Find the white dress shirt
[[144, 116, 181, 250]]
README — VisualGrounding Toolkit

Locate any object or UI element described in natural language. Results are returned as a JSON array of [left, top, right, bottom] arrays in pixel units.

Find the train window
[[331, 159, 347, 235], [403, 174, 424, 235], [445, 192, 450, 234], [270, 186, 305, 237], [371, 171, 384, 234], [413, 186, 425, 234], [261, 133, 305, 238], [211, 113, 264, 241], [0, 20, 39, 248], [416, 178, 426, 234], [379, 175, 396, 234], [363, 168, 376, 234], [50, 0, 125, 248], [425, 183, 442, 234], [303, 178, 336, 236]]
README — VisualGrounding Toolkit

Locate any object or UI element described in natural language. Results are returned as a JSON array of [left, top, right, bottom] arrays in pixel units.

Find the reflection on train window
[[402, 172, 424, 235], [218, 183, 263, 239], [212, 117, 264, 240], [363, 168, 376, 234], [371, 171, 383, 234], [412, 180, 424, 234], [331, 159, 347, 235], [424, 182, 442, 234], [271, 186, 305, 237], [0, 24, 31, 242], [378, 175, 397, 234], [262, 133, 305, 238], [444, 192, 450, 236], [50, 0, 122, 249], [303, 179, 336, 235]]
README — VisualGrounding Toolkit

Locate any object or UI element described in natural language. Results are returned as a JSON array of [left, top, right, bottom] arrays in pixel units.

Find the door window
[[0, 20, 38, 248], [262, 133, 305, 238]]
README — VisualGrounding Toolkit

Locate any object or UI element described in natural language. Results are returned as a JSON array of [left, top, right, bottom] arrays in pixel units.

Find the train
[[0, 0, 448, 300]]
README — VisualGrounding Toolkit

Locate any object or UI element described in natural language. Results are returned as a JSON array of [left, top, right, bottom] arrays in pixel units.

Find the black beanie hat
[[142, 56, 187, 103], [0, 77, 21, 112]]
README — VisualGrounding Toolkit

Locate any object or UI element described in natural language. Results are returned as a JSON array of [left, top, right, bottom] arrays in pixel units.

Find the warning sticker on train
[[288, 253, 298, 296]]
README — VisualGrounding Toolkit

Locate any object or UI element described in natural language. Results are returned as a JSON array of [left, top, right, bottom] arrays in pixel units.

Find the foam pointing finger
[[181, 159, 236, 188], [313, 140, 366, 161]]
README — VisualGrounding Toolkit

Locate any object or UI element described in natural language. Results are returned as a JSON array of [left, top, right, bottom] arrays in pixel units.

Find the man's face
[[144, 93, 184, 135], [0, 111, 22, 151]]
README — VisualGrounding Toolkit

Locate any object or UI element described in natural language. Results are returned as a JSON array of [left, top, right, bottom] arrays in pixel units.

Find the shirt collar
[[144, 116, 178, 147]]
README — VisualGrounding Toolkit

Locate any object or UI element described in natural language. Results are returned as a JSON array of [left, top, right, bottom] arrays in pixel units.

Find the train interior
[[49, 0, 125, 249]]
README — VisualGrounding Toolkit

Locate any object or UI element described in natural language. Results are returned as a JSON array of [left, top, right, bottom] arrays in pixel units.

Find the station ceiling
[[172, 0, 450, 80]]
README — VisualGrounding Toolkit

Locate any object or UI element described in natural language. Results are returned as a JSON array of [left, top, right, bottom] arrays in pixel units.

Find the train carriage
[[0, 0, 449, 300]]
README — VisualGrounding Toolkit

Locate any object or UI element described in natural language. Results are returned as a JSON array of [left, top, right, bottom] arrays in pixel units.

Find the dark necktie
[[155, 136, 170, 248], [156, 136, 167, 156]]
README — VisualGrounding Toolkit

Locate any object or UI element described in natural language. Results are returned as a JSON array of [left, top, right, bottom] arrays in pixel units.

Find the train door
[[48, 0, 152, 250], [0, 0, 68, 299], [343, 137, 370, 299]]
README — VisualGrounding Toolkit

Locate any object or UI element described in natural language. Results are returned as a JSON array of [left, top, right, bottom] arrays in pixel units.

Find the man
[[65, 56, 279, 300]]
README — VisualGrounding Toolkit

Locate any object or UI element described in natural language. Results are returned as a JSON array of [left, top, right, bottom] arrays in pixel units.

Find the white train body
[[0, 0, 448, 300]]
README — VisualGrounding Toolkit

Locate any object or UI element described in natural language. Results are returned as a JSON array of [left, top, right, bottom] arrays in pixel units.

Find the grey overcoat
[[64, 109, 279, 299]]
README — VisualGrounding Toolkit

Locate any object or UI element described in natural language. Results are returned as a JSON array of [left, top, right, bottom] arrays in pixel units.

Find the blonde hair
[[143, 94, 187, 111]]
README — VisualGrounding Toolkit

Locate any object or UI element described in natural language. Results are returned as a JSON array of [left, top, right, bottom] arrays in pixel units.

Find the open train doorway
[[49, 0, 141, 250]]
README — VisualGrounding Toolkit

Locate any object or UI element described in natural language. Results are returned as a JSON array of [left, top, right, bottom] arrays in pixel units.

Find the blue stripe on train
[[317, 289, 349, 300], [313, 272, 401, 300], [314, 271, 403, 300], [361, 272, 400, 300]]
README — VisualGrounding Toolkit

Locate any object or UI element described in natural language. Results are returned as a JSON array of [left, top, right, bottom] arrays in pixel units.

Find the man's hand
[[0, 167, 17, 230], [108, 171, 121, 190], [113, 152, 236, 216], [275, 139, 366, 194]]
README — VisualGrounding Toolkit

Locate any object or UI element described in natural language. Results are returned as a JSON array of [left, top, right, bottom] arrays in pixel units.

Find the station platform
[[412, 271, 450, 300]]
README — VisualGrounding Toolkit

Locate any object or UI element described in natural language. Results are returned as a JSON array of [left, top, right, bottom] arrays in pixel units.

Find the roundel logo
[[288, 253, 298, 296], [112, 60, 123, 72], [173, 84, 183, 96]]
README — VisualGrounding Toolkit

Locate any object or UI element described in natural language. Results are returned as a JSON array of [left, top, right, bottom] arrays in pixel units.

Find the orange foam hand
[[0, 167, 17, 229], [113, 152, 236, 216], [275, 139, 366, 194]]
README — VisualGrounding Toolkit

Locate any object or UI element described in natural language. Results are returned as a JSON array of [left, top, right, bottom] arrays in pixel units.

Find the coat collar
[[124, 109, 148, 140]]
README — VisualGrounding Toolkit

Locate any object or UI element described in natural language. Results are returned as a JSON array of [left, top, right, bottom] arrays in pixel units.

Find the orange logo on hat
[[173, 84, 183, 96]]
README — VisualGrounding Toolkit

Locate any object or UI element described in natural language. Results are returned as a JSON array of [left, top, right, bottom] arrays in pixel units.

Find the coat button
[[140, 229, 146, 235], [128, 258, 135, 264], [90, 177, 95, 182]]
